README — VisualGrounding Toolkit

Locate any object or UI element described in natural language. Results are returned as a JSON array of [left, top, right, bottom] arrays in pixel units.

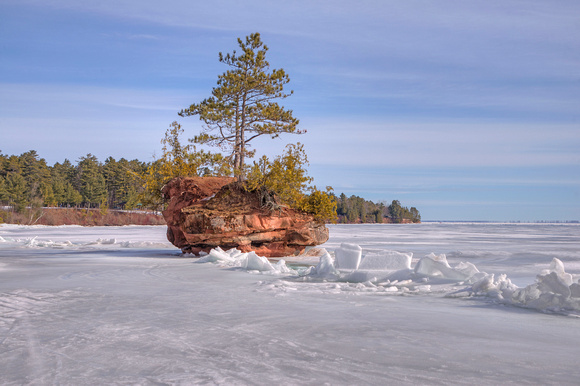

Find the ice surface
[[1, 223, 580, 384]]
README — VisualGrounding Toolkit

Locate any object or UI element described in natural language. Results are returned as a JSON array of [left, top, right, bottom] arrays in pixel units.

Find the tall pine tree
[[76, 154, 106, 207], [179, 33, 302, 181]]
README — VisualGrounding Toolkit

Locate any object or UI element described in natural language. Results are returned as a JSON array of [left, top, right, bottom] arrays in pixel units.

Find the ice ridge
[[197, 244, 580, 315]]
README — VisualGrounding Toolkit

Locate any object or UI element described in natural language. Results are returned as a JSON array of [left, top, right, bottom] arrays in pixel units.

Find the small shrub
[[246, 143, 337, 222], [297, 187, 338, 223]]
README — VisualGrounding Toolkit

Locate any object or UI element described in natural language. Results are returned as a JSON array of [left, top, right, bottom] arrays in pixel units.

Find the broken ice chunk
[[359, 250, 412, 270], [537, 271, 571, 299], [545, 258, 574, 286], [414, 254, 470, 281], [197, 247, 236, 263], [312, 251, 339, 278], [335, 243, 362, 270], [242, 252, 275, 272]]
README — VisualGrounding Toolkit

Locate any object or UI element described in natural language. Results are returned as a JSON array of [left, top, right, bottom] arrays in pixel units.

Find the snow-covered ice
[[1, 223, 579, 384]]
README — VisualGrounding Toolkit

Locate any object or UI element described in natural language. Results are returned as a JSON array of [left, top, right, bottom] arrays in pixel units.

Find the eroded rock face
[[162, 177, 329, 257]]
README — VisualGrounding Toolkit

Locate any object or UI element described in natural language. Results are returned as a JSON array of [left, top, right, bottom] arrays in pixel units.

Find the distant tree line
[[0, 150, 147, 212], [0, 149, 420, 224], [335, 193, 421, 223]]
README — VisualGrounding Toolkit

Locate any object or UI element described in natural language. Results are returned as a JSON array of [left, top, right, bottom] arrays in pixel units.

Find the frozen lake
[[1, 223, 579, 385]]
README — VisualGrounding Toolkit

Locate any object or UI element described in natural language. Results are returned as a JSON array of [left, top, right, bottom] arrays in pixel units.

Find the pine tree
[[76, 154, 107, 207], [51, 160, 81, 207], [65, 182, 83, 207], [5, 172, 27, 212], [0, 175, 7, 203], [179, 32, 302, 181], [103, 157, 149, 209], [409, 207, 421, 223]]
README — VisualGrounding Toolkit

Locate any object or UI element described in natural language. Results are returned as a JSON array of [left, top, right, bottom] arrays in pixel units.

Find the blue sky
[[1, 0, 579, 221]]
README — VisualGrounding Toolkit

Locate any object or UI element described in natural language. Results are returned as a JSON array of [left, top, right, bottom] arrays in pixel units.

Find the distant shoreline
[[2, 207, 575, 227], [329, 221, 579, 225], [420, 220, 579, 224], [0, 207, 166, 226]]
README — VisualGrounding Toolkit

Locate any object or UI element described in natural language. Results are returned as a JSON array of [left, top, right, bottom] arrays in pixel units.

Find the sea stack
[[162, 177, 329, 257]]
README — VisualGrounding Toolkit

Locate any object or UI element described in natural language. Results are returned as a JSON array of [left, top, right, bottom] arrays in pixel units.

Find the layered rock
[[162, 177, 329, 257]]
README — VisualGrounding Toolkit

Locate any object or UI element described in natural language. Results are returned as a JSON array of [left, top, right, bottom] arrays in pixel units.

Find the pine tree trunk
[[238, 93, 247, 182]]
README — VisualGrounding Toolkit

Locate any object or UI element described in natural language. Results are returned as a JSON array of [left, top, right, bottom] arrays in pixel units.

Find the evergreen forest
[[335, 193, 421, 224], [0, 150, 147, 212], [0, 150, 420, 224]]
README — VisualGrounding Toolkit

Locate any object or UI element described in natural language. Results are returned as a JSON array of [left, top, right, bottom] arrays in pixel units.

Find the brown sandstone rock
[[162, 177, 329, 257]]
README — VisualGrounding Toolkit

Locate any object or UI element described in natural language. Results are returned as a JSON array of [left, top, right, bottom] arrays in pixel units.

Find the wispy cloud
[[0, 83, 197, 114], [100, 32, 162, 41], [0, 83, 200, 162], [301, 118, 580, 167]]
